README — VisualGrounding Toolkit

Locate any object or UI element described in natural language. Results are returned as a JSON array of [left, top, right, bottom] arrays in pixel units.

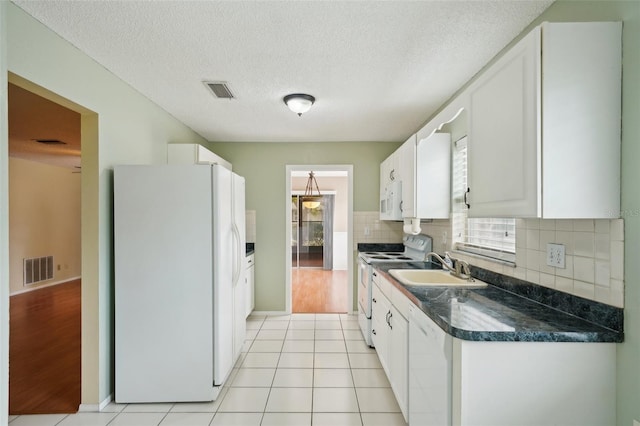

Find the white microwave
[[380, 180, 403, 220]]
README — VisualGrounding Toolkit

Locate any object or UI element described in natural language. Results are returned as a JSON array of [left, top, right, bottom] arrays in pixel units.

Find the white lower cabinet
[[244, 254, 254, 318], [408, 305, 616, 426], [371, 284, 390, 372], [372, 273, 408, 421], [388, 305, 408, 421]]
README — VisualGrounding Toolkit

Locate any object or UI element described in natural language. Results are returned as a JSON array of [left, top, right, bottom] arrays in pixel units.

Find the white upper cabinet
[[381, 130, 451, 220], [414, 132, 451, 219], [398, 134, 416, 218], [168, 143, 233, 170], [466, 22, 621, 218], [380, 150, 399, 189], [379, 150, 403, 221]]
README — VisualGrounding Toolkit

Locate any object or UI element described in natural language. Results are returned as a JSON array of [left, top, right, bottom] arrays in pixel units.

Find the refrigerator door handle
[[231, 223, 242, 287]]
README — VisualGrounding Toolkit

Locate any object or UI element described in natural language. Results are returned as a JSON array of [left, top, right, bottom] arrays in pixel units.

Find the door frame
[[285, 165, 354, 314], [6, 72, 100, 410]]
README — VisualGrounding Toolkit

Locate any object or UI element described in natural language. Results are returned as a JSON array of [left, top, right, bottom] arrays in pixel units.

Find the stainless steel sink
[[388, 269, 488, 288]]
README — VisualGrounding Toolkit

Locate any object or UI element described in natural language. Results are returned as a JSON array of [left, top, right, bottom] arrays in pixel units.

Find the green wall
[[4, 2, 209, 407], [209, 142, 398, 311]]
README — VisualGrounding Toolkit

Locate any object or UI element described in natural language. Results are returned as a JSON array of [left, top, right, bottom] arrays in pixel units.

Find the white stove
[[357, 234, 433, 346]]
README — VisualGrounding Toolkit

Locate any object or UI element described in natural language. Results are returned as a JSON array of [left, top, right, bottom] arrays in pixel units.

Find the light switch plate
[[546, 243, 566, 268]]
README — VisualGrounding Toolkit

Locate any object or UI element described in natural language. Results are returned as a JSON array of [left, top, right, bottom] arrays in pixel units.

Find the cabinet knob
[[372, 329, 377, 335], [372, 298, 377, 303], [390, 169, 395, 181], [372, 272, 377, 277]]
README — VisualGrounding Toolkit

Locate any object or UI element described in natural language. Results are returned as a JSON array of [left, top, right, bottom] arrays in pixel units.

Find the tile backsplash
[[352, 213, 625, 307], [353, 211, 403, 244], [421, 218, 625, 308]]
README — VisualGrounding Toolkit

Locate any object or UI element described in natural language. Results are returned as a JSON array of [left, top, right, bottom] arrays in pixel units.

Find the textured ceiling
[[12, 0, 553, 143]]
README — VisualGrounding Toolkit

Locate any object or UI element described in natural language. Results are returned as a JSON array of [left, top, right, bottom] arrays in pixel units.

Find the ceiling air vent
[[204, 81, 235, 99], [34, 139, 67, 145]]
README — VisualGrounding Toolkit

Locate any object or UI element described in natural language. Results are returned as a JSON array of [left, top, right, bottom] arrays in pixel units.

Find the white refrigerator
[[114, 164, 246, 403]]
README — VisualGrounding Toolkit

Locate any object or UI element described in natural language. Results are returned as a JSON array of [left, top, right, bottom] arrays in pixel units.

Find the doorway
[[286, 166, 353, 314], [7, 82, 82, 414]]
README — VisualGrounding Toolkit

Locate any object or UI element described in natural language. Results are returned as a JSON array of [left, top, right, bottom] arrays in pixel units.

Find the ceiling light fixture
[[284, 93, 315, 116], [303, 171, 321, 209]]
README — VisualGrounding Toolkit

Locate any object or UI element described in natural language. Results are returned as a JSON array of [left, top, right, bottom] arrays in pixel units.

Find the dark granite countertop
[[246, 243, 255, 256], [373, 261, 623, 343]]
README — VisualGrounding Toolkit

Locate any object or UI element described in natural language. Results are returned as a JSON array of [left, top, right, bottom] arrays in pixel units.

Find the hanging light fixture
[[302, 171, 321, 209], [284, 93, 315, 116]]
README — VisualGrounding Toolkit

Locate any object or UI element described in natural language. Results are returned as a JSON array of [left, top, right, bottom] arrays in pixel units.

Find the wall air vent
[[203, 81, 235, 99], [24, 256, 54, 285], [34, 139, 67, 145]]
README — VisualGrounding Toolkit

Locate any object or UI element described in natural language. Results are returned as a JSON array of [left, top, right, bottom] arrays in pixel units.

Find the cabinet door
[[389, 306, 409, 421], [380, 155, 397, 189], [541, 22, 621, 218], [245, 258, 254, 318], [371, 284, 391, 375], [379, 156, 392, 219], [399, 135, 417, 218], [416, 132, 451, 219], [467, 27, 540, 218]]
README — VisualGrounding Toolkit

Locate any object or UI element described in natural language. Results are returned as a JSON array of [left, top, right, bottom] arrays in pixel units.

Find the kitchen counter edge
[[373, 262, 623, 343]]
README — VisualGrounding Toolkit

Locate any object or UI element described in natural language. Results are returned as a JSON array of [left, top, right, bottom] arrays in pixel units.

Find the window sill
[[452, 245, 516, 268]]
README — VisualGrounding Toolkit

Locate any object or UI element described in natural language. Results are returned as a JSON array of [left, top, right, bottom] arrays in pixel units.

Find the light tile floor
[[8, 313, 407, 426]]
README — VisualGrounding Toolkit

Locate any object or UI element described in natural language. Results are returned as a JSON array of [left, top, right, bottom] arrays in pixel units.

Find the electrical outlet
[[546, 243, 565, 268], [364, 226, 371, 236], [442, 231, 448, 245]]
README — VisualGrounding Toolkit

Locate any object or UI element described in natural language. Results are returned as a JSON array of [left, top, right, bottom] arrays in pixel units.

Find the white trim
[[10, 276, 81, 296], [0, 4, 9, 424], [285, 165, 354, 315], [250, 311, 289, 317], [79, 393, 113, 412]]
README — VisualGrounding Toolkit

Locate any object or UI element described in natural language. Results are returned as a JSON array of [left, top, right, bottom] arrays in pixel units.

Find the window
[[452, 136, 516, 264]]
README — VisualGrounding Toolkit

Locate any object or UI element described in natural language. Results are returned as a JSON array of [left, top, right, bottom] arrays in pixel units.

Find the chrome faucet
[[425, 252, 474, 282], [425, 252, 454, 271]]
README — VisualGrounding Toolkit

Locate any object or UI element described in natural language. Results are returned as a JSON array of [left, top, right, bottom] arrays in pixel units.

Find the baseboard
[[251, 310, 359, 316], [10, 276, 81, 296], [250, 311, 289, 316], [78, 393, 112, 412]]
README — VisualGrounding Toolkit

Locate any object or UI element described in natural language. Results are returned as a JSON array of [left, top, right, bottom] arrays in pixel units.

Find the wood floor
[[292, 269, 348, 313], [9, 280, 81, 414]]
